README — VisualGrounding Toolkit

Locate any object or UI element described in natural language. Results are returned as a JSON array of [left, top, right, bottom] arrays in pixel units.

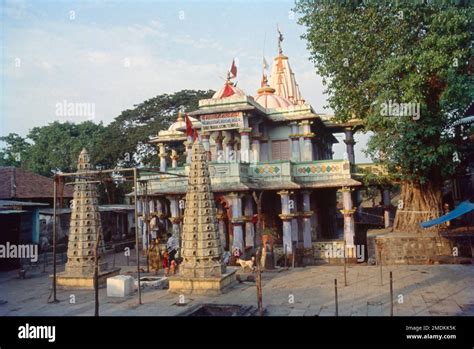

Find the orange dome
[[254, 85, 293, 109], [212, 81, 246, 99]]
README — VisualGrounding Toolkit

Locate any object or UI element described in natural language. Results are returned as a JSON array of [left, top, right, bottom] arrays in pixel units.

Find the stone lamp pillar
[[168, 140, 236, 295], [56, 148, 120, 288]]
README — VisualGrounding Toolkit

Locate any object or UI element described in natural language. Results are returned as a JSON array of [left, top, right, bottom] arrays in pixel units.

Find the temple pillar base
[[168, 268, 237, 296], [53, 268, 121, 289]]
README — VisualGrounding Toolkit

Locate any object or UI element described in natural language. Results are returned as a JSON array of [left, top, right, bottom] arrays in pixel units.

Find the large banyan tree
[[295, 0, 473, 231]]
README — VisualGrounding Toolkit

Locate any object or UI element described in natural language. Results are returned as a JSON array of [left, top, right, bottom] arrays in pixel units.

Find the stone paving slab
[[1, 255, 473, 317]]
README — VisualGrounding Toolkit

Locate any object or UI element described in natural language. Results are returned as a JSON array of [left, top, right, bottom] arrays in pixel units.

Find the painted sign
[[201, 112, 244, 131]]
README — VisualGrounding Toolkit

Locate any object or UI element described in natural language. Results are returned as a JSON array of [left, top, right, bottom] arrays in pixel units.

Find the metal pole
[[291, 242, 296, 269], [50, 176, 59, 303], [43, 252, 47, 273], [256, 248, 264, 316], [55, 167, 187, 178], [93, 231, 100, 317], [144, 182, 150, 273], [334, 279, 338, 316], [379, 248, 383, 286], [390, 271, 393, 317], [343, 240, 347, 287], [134, 168, 142, 305], [284, 244, 287, 268]]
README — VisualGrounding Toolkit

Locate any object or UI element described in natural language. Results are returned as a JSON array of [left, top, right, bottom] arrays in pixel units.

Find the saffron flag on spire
[[185, 114, 194, 138], [229, 58, 237, 78]]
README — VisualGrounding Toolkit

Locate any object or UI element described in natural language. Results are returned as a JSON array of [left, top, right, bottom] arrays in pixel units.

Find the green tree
[[295, 1, 473, 231], [24, 121, 107, 176], [98, 89, 214, 168], [0, 133, 31, 167]]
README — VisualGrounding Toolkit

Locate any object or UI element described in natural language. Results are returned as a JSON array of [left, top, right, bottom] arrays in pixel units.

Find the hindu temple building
[[140, 35, 364, 262]]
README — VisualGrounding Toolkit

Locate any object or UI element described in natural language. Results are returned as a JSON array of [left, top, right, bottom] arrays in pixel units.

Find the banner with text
[[201, 112, 244, 132]]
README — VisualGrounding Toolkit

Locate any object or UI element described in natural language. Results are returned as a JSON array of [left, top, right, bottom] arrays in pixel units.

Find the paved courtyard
[[0, 252, 473, 316]]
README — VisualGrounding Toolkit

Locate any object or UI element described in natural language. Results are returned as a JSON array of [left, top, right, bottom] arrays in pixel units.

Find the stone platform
[[168, 268, 237, 296], [367, 229, 473, 265], [53, 268, 121, 289]]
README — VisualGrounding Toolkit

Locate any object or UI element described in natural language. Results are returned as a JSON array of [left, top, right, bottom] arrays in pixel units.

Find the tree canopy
[[0, 89, 214, 202], [97, 89, 214, 169], [295, 0, 473, 230]]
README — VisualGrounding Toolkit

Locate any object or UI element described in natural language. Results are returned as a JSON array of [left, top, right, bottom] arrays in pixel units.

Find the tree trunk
[[393, 180, 443, 233]]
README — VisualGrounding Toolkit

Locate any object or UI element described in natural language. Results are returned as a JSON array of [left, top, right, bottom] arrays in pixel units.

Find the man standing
[[166, 233, 179, 265]]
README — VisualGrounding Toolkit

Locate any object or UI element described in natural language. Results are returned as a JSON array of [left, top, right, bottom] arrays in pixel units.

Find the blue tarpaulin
[[420, 200, 474, 228]]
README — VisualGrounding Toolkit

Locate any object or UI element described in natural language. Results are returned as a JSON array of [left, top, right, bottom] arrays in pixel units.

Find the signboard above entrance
[[200, 112, 244, 132]]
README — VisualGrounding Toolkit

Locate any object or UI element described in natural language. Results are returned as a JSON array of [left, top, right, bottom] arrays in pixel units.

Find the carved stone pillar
[[228, 192, 244, 253], [344, 128, 356, 165], [167, 195, 182, 236], [300, 120, 314, 161], [170, 149, 178, 168], [278, 190, 293, 255], [244, 194, 255, 248], [250, 131, 261, 163], [289, 122, 301, 162], [301, 190, 313, 249], [290, 192, 298, 244], [339, 187, 355, 247], [239, 128, 251, 163], [158, 143, 167, 172]]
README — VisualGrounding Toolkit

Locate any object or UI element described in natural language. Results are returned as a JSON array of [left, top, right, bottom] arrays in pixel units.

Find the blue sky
[[0, 0, 370, 161]]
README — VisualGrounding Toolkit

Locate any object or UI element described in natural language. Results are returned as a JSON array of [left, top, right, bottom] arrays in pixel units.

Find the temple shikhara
[[140, 36, 364, 263]]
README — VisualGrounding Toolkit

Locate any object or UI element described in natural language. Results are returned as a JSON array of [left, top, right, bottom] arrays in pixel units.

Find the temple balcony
[[142, 159, 360, 195]]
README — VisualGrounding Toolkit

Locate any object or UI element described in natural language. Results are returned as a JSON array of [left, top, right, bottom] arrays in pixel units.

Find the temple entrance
[[260, 191, 282, 243]]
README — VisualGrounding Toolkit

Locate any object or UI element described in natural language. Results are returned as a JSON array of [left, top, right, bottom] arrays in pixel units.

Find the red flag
[[185, 114, 193, 137], [230, 59, 237, 78], [221, 83, 235, 98]]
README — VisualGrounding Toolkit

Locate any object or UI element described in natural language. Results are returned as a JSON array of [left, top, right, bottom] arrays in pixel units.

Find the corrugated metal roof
[[39, 204, 134, 215], [0, 199, 48, 207], [0, 210, 29, 214]]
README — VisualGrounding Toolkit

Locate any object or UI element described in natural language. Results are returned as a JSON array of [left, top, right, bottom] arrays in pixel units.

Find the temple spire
[[268, 28, 305, 105]]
